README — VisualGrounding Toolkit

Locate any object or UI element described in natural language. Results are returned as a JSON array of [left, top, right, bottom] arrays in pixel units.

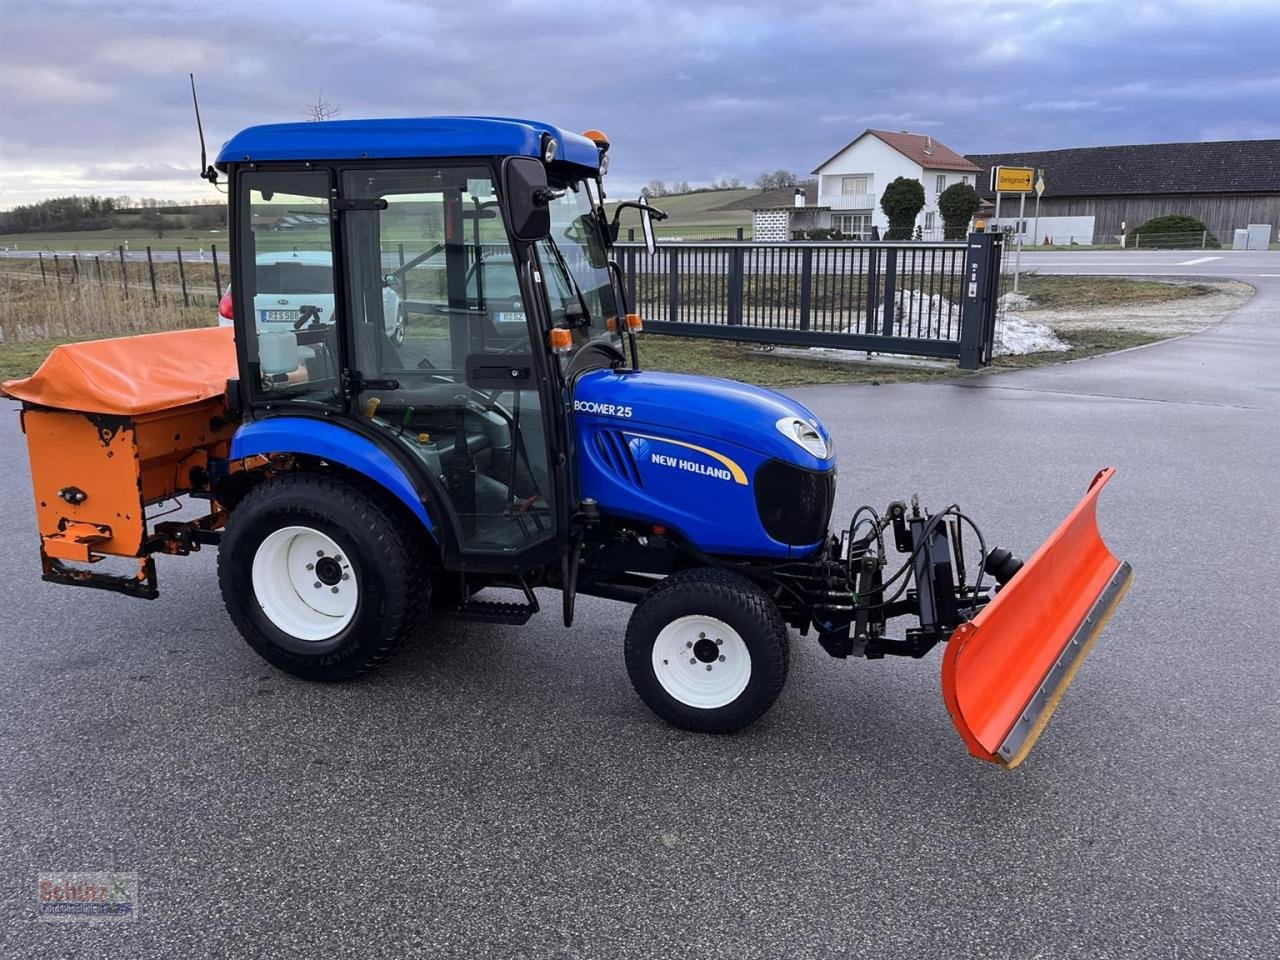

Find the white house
[[812, 130, 981, 239]]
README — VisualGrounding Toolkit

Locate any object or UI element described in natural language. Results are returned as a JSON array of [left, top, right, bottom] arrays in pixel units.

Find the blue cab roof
[[215, 116, 600, 171]]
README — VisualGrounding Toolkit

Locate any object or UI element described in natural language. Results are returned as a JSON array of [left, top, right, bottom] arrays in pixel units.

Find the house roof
[[966, 139, 1280, 198], [812, 130, 981, 175]]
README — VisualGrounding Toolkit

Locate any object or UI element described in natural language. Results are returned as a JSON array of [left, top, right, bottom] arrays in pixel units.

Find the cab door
[[338, 165, 559, 560]]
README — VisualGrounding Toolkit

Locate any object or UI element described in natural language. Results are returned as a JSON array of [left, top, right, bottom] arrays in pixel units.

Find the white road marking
[[1178, 256, 1223, 266]]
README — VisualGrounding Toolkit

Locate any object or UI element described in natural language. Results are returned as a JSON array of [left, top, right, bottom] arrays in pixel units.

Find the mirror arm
[[609, 201, 669, 230]]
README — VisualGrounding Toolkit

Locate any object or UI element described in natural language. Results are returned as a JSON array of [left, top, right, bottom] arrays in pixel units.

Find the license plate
[[495, 311, 526, 324], [261, 310, 297, 322]]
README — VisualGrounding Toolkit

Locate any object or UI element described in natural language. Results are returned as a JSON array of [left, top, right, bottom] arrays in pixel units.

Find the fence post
[[71, 255, 80, 284], [957, 231, 1003, 370], [1201, 230, 1207, 250], [177, 246, 189, 306], [38, 251, 47, 286], [667, 248, 680, 324], [53, 254, 63, 294], [94, 256, 103, 288], [625, 246, 637, 310], [880, 248, 898, 337], [119, 245, 129, 300], [211, 244, 222, 295], [146, 246, 158, 304], [864, 246, 880, 334], [727, 247, 744, 326], [736, 226, 744, 241], [799, 248, 812, 331], [628, 227, 635, 243]]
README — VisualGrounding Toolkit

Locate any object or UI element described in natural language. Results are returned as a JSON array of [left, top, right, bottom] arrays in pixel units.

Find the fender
[[230, 416, 436, 537]]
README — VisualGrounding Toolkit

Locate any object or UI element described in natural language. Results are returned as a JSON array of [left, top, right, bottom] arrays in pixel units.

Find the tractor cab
[[219, 118, 652, 568]]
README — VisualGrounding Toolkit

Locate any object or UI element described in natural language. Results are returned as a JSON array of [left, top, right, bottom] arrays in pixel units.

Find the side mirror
[[501, 157, 551, 241], [638, 195, 657, 255]]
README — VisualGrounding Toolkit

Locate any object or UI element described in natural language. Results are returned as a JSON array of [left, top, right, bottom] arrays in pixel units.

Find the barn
[[967, 139, 1280, 244]]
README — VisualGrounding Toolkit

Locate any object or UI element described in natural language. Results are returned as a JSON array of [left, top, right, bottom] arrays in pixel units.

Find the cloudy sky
[[1, 0, 1277, 208]]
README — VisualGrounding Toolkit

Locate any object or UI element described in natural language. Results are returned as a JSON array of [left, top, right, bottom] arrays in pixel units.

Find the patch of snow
[[999, 291, 1032, 311], [995, 313, 1070, 356]]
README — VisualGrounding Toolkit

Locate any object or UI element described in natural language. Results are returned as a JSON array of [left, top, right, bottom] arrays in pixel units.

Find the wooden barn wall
[[1027, 194, 1280, 241]]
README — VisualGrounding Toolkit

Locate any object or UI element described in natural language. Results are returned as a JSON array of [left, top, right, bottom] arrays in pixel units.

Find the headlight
[[598, 151, 610, 176], [542, 136, 559, 164], [775, 416, 830, 459]]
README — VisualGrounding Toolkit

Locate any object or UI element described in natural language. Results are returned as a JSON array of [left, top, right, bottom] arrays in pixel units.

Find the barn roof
[[966, 139, 1280, 198]]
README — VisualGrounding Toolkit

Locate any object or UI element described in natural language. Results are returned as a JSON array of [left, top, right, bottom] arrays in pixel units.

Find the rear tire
[[217, 472, 430, 681], [624, 568, 789, 733]]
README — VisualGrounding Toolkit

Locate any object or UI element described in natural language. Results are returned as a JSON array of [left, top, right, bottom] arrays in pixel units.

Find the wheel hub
[[692, 636, 720, 663], [314, 555, 342, 586]]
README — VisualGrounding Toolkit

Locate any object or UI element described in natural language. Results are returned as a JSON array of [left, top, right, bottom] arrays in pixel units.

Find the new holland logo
[[626, 433, 749, 486]]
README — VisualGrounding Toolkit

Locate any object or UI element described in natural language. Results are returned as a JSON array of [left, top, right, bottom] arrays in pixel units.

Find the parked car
[[218, 250, 405, 343]]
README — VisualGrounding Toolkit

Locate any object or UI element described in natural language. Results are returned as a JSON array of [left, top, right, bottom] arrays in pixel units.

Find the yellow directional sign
[[992, 166, 1035, 193]]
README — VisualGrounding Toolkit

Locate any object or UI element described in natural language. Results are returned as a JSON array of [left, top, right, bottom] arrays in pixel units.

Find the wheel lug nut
[[686, 641, 693, 649], [306, 562, 314, 571], [342, 573, 350, 581], [689, 658, 697, 665], [316, 550, 324, 557], [705, 665, 713, 671], [334, 555, 343, 563], [331, 587, 339, 594], [718, 655, 726, 662], [313, 581, 321, 589]]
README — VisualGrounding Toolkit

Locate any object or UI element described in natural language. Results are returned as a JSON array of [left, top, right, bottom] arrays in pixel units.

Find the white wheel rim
[[251, 526, 357, 642], [651, 615, 751, 709]]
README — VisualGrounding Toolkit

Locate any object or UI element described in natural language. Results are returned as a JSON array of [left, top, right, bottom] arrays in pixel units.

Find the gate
[[615, 232, 1003, 369]]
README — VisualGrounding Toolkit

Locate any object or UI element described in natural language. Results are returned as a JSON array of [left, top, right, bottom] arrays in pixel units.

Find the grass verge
[[1013, 274, 1214, 308]]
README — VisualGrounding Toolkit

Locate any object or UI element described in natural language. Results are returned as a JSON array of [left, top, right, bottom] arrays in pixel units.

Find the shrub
[[1130, 214, 1220, 249], [938, 182, 982, 240], [880, 177, 925, 240]]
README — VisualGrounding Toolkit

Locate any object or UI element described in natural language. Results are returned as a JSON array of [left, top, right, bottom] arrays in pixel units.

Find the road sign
[[1035, 175, 1046, 197], [991, 165, 1034, 193]]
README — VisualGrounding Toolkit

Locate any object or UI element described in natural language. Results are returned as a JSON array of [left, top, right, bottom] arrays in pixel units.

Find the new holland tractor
[[3, 117, 1131, 767]]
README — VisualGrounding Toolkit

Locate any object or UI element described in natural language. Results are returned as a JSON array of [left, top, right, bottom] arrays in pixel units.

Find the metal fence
[[616, 232, 1004, 369]]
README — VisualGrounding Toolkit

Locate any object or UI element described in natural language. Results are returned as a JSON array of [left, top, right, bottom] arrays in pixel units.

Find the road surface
[[1, 263, 1277, 957]]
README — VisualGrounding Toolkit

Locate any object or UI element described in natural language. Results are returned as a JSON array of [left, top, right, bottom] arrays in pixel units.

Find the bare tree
[[305, 89, 341, 121]]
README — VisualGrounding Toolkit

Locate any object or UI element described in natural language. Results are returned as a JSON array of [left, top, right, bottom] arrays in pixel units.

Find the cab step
[[454, 599, 537, 625]]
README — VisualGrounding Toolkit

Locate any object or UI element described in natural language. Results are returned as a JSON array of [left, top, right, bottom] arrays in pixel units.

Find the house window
[[832, 213, 872, 239], [962, 175, 971, 186], [935, 174, 947, 194], [924, 212, 935, 232], [841, 176, 869, 195]]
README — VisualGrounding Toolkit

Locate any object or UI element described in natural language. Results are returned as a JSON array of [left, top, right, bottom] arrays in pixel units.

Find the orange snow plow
[[941, 468, 1132, 767]]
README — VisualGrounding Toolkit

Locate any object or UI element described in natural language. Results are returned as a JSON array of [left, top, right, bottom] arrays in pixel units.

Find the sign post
[[990, 166, 1035, 293], [1033, 170, 1045, 247]]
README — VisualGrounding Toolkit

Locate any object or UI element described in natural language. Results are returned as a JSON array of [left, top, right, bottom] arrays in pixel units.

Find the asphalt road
[[2, 267, 1278, 958]]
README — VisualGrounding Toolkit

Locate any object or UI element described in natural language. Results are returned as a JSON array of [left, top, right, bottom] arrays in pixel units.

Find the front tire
[[217, 472, 429, 681], [624, 568, 789, 733]]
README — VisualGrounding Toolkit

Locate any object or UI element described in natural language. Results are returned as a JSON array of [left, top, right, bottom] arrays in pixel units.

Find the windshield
[[540, 181, 623, 355]]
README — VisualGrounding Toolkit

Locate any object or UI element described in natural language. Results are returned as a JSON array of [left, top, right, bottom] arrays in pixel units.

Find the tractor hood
[[572, 368, 834, 472]]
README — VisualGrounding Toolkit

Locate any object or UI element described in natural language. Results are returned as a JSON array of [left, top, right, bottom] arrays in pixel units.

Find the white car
[[218, 250, 405, 343]]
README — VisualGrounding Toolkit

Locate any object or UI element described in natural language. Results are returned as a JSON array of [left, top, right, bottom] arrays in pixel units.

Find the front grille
[[754, 459, 835, 545]]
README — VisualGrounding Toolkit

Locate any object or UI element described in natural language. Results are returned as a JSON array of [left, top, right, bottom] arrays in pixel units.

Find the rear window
[[257, 262, 333, 295]]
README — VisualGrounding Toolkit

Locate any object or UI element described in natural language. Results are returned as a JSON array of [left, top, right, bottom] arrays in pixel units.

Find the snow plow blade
[[941, 468, 1131, 768]]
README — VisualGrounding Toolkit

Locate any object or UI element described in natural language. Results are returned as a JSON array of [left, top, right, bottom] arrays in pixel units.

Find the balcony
[[821, 193, 875, 210]]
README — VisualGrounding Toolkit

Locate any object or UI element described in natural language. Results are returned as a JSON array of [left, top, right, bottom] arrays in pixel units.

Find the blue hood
[[573, 368, 834, 471]]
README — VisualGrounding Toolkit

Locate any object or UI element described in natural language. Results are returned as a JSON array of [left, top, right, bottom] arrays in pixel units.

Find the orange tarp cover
[[1, 326, 237, 415]]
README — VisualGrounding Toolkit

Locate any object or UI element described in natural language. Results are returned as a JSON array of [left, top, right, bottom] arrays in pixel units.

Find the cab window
[[236, 170, 341, 408]]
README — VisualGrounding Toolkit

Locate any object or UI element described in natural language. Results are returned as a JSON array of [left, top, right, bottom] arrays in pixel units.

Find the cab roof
[[215, 116, 600, 171]]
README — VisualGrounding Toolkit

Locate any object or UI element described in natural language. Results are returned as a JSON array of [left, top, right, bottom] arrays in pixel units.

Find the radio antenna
[[189, 73, 218, 184]]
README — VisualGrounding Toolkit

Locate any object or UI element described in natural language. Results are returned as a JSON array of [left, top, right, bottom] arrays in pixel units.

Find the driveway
[[1, 272, 1277, 957]]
